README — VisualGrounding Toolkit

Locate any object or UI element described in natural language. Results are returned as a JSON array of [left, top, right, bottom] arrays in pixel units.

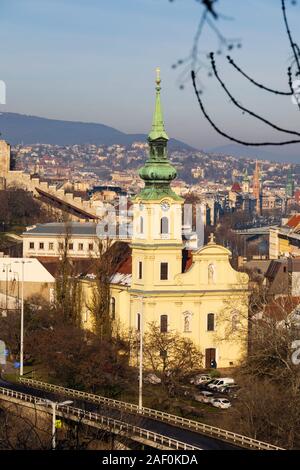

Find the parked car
[[190, 374, 211, 385], [222, 385, 239, 398], [144, 373, 161, 384], [194, 391, 214, 404], [207, 378, 235, 391], [219, 383, 239, 393], [212, 398, 232, 409], [206, 379, 221, 390]]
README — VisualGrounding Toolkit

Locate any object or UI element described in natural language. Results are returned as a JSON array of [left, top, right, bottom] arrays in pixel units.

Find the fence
[[20, 377, 284, 451], [0, 385, 199, 451]]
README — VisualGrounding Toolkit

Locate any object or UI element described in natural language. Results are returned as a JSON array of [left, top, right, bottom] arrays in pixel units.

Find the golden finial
[[156, 67, 161, 86]]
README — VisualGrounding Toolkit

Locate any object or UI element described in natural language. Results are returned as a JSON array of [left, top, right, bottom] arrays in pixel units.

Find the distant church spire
[[252, 160, 262, 214], [286, 168, 295, 198], [242, 168, 250, 193], [137, 69, 182, 201]]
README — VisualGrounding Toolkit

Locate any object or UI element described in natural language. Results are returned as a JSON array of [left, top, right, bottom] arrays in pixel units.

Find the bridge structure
[[233, 226, 278, 236], [0, 377, 284, 451]]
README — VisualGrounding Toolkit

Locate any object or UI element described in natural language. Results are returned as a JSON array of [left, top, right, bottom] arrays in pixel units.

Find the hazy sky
[[0, 0, 300, 159]]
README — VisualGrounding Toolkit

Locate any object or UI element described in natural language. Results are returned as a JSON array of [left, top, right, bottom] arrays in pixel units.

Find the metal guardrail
[[20, 378, 284, 451], [0, 386, 198, 451]]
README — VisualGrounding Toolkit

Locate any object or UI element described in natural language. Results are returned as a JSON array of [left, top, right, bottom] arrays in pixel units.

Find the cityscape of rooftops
[[0, 0, 300, 461]]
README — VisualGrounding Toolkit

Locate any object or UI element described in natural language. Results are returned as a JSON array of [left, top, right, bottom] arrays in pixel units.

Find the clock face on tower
[[161, 201, 170, 212]]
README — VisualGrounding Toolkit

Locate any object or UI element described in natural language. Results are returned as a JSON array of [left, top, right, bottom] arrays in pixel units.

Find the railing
[[0, 386, 198, 451], [20, 378, 284, 451]]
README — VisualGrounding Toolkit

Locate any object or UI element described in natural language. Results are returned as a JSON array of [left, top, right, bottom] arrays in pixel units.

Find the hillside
[[0, 112, 194, 150]]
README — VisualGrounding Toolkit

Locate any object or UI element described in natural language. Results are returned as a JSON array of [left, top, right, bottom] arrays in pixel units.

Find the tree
[[55, 224, 83, 327], [88, 241, 130, 340], [0, 188, 56, 228], [171, 0, 300, 146], [216, 278, 300, 448], [140, 322, 203, 395]]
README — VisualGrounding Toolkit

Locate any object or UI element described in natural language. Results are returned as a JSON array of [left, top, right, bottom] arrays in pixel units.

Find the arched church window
[[137, 313, 141, 332], [160, 315, 168, 333], [207, 313, 215, 331], [160, 217, 169, 235], [140, 216, 144, 234]]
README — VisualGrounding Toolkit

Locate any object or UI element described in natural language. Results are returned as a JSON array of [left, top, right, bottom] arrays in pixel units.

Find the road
[[0, 376, 242, 450]]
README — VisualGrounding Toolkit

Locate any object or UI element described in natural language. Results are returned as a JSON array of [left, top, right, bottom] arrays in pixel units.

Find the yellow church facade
[[82, 70, 249, 369]]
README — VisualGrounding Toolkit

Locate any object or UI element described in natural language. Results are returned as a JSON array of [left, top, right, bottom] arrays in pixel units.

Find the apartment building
[[22, 222, 102, 259]]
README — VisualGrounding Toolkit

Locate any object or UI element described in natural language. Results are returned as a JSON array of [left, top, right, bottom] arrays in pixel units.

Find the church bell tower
[[131, 69, 184, 292]]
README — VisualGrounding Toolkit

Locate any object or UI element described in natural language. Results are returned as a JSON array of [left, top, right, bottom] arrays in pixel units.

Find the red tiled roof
[[113, 249, 194, 276], [286, 214, 300, 229], [182, 250, 193, 273], [231, 182, 242, 192], [264, 296, 300, 321], [114, 254, 132, 275]]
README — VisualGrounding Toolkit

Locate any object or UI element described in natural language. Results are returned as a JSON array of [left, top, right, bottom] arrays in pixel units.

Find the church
[[84, 70, 249, 369]]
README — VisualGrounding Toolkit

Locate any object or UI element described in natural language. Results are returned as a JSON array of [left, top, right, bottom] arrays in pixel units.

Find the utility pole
[[138, 296, 144, 412]]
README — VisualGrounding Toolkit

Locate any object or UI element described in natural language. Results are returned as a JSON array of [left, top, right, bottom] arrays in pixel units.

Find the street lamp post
[[1, 264, 12, 317], [138, 296, 144, 412], [36, 399, 73, 450], [14, 260, 32, 376]]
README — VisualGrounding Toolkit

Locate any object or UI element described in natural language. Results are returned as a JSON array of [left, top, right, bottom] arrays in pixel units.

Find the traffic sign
[[55, 420, 62, 429]]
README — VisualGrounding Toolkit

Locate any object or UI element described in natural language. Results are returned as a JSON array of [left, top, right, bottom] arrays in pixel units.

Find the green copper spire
[[135, 69, 182, 202], [286, 168, 294, 198], [243, 169, 249, 182], [148, 68, 169, 141]]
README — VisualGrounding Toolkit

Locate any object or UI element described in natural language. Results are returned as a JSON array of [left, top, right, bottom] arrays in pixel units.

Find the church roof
[[110, 249, 194, 286], [231, 182, 242, 193], [285, 214, 300, 229]]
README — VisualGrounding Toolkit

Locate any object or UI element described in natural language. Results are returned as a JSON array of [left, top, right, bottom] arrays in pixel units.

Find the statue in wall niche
[[208, 263, 216, 284], [184, 315, 190, 333]]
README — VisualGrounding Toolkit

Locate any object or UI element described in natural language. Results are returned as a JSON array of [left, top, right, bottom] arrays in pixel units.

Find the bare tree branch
[[191, 69, 300, 146]]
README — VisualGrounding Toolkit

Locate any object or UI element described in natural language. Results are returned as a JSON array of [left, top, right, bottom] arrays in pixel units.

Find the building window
[[111, 297, 116, 320], [137, 313, 141, 332], [39, 242, 44, 250], [138, 261, 143, 280], [160, 217, 169, 235], [78, 243, 84, 251], [160, 262, 168, 280], [69, 243, 74, 250], [49, 288, 55, 304], [59, 242, 64, 250], [49, 242, 54, 251], [160, 315, 168, 333], [140, 216, 144, 234], [207, 313, 215, 331], [29, 242, 34, 250], [88, 243, 94, 251]]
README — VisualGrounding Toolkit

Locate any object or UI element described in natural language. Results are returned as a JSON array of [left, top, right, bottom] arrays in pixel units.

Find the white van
[[207, 378, 234, 391]]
